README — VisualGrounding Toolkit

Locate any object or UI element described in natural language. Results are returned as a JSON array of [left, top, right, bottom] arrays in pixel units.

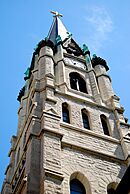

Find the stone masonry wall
[[61, 146, 127, 194]]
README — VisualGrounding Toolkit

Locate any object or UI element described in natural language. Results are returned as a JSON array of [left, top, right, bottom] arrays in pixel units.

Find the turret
[[92, 54, 114, 105]]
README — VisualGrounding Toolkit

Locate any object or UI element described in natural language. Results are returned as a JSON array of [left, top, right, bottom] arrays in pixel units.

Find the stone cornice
[[44, 168, 64, 181], [60, 122, 120, 144], [61, 140, 126, 163], [56, 90, 113, 112]]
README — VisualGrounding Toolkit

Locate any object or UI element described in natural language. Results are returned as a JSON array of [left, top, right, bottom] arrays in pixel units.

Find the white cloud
[[84, 5, 113, 53]]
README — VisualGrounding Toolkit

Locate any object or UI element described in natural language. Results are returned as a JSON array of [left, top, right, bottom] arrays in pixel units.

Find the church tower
[[1, 12, 130, 194]]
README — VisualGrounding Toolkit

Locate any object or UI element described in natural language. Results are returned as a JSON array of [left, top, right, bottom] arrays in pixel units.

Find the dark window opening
[[78, 78, 87, 93], [107, 188, 115, 194], [69, 72, 87, 93], [70, 179, 86, 194], [70, 75, 78, 90], [82, 110, 90, 129], [101, 115, 110, 136], [62, 103, 70, 123]]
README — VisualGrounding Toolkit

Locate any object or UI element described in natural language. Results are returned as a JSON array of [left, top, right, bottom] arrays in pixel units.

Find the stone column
[[25, 136, 41, 194]]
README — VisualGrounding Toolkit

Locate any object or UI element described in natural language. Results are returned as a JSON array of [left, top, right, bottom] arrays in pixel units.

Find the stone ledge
[[44, 168, 64, 181], [68, 88, 93, 100], [46, 97, 57, 103], [43, 127, 63, 140], [42, 110, 61, 119], [61, 141, 125, 163], [55, 90, 113, 111], [60, 122, 120, 144]]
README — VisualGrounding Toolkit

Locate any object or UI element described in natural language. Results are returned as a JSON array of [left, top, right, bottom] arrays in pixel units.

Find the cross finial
[[50, 11, 63, 17]]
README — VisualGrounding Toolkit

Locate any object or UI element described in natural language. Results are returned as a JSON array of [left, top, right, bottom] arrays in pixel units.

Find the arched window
[[62, 103, 70, 123], [70, 179, 86, 194], [69, 72, 87, 93], [100, 115, 110, 136], [82, 109, 90, 129]]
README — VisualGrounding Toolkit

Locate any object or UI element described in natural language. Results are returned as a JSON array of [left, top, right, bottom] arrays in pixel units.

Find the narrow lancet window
[[100, 115, 110, 136], [82, 109, 90, 129], [62, 103, 70, 123]]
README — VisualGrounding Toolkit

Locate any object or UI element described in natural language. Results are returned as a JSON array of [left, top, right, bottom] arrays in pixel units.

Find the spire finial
[[50, 11, 63, 18]]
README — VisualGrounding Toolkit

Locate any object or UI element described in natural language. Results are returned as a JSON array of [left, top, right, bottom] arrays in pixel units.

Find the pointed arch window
[[82, 109, 90, 129], [70, 179, 86, 194], [62, 103, 70, 123], [69, 72, 87, 93], [100, 115, 110, 136]]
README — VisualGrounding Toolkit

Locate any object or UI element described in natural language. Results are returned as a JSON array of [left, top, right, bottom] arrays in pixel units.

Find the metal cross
[[50, 11, 63, 17]]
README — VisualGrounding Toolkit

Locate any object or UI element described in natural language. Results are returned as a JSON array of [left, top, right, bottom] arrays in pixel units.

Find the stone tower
[[1, 12, 130, 194]]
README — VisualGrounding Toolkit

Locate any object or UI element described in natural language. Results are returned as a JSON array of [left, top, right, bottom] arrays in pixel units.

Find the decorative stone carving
[[64, 57, 87, 70]]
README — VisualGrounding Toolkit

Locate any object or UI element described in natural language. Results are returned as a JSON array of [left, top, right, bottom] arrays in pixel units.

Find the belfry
[[1, 12, 130, 194]]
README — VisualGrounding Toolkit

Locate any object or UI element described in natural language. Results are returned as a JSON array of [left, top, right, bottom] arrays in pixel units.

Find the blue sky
[[0, 0, 130, 189]]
